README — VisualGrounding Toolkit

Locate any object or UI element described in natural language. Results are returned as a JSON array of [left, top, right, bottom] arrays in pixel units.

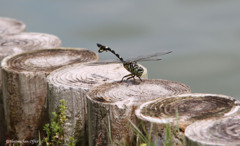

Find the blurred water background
[[0, 0, 239, 99]]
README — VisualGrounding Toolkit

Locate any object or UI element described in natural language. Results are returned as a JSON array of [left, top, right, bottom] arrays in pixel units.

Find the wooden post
[[87, 79, 190, 146], [0, 32, 62, 88], [185, 114, 240, 146], [0, 32, 61, 144], [0, 32, 62, 61], [1, 48, 98, 141], [135, 93, 240, 145], [47, 63, 147, 145], [0, 17, 26, 37], [0, 32, 61, 84]]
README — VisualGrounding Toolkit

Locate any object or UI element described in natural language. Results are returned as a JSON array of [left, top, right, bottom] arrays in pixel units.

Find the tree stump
[[0, 32, 62, 61], [0, 32, 62, 88], [47, 63, 147, 145], [135, 93, 240, 145], [87, 79, 190, 146], [0, 32, 61, 144], [0, 17, 26, 37], [1, 48, 98, 141], [185, 114, 240, 146]]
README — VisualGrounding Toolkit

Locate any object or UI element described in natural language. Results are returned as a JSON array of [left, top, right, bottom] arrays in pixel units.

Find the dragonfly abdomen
[[97, 43, 124, 62]]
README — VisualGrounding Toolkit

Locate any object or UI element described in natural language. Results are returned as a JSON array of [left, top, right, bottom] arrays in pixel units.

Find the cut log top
[[136, 93, 240, 126], [47, 63, 136, 90], [87, 79, 190, 107], [0, 17, 26, 37], [1, 48, 98, 73], [0, 32, 61, 60], [185, 115, 240, 146]]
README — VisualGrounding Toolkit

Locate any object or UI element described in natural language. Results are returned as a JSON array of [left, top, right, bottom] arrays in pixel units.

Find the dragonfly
[[96, 43, 172, 82]]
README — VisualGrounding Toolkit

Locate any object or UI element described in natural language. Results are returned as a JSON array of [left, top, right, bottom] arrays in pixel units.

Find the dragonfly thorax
[[123, 62, 144, 77]]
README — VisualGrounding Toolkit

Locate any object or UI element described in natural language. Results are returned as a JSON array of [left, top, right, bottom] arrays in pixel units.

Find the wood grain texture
[[135, 93, 240, 145], [47, 63, 147, 145], [87, 79, 190, 146], [185, 114, 240, 146], [0, 32, 61, 61], [1, 48, 98, 140], [0, 17, 26, 143], [0, 17, 26, 37], [0, 32, 62, 90]]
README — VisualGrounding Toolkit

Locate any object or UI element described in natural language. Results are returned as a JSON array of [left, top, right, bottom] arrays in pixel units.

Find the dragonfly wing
[[87, 59, 122, 66], [125, 51, 172, 62]]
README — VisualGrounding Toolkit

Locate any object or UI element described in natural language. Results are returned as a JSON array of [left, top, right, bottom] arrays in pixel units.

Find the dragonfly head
[[135, 66, 144, 77]]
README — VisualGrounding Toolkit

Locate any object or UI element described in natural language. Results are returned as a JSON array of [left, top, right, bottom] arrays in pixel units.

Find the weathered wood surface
[[0, 32, 61, 84], [0, 32, 61, 144], [1, 48, 98, 141], [0, 32, 62, 89], [47, 63, 147, 145], [0, 32, 61, 61], [0, 17, 26, 37], [185, 114, 240, 146], [0, 88, 6, 145], [135, 93, 240, 145], [87, 79, 190, 146]]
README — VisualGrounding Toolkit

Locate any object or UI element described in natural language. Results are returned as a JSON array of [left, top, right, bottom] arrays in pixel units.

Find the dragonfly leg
[[126, 75, 135, 81], [138, 76, 142, 81], [121, 74, 133, 82]]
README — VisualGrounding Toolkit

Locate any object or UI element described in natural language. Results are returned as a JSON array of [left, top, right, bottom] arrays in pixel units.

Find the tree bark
[[0, 17, 26, 37], [0, 32, 62, 90], [87, 79, 190, 146], [0, 32, 61, 144], [135, 93, 240, 145], [47, 63, 148, 145], [1, 48, 98, 141]]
